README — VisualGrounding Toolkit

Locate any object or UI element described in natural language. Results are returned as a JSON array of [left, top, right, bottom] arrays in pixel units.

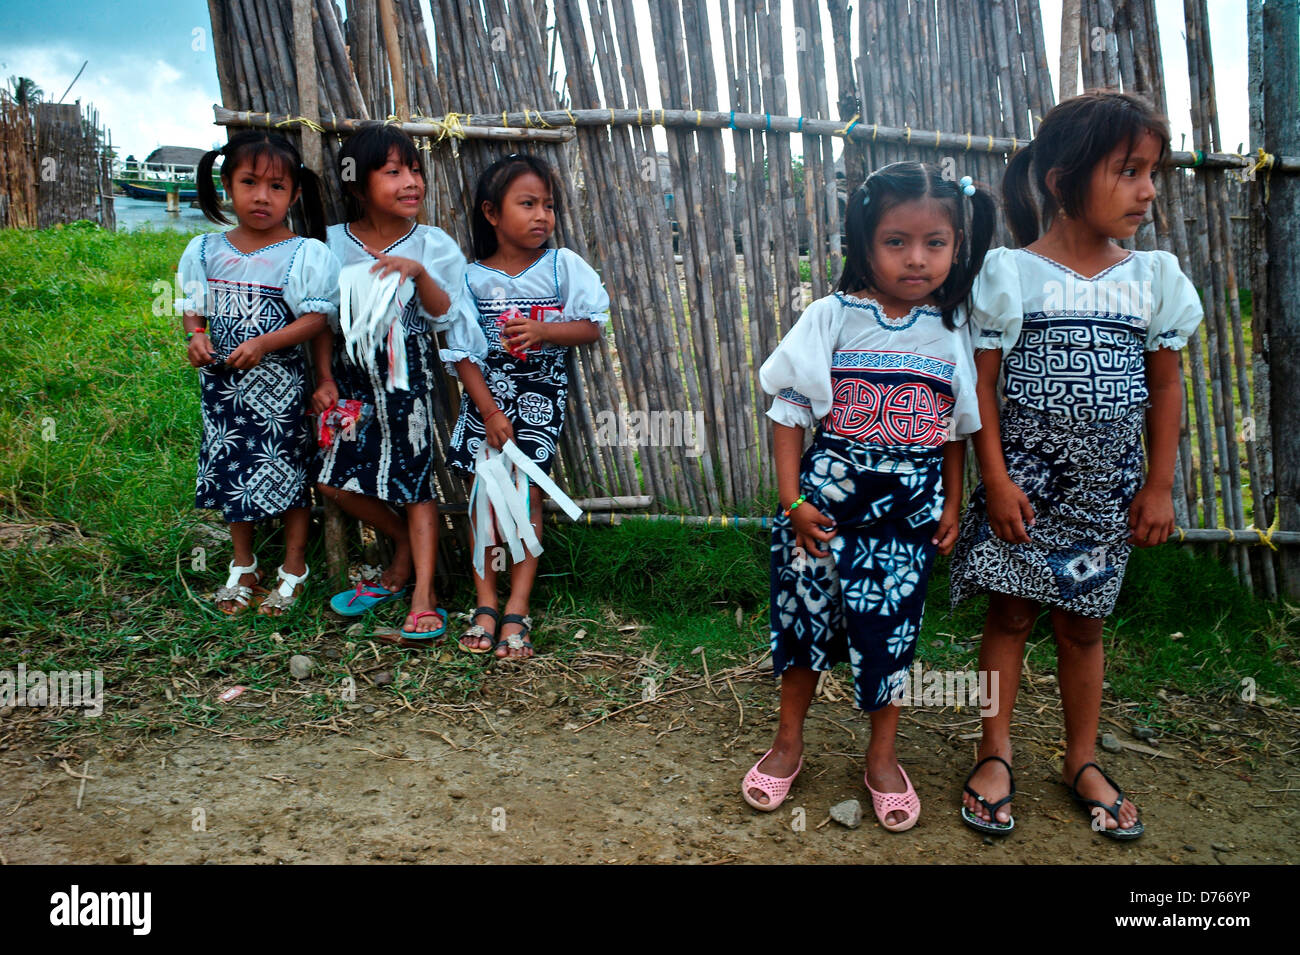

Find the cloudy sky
[[0, 0, 1249, 163]]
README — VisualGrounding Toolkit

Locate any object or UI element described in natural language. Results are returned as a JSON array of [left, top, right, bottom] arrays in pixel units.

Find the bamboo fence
[[0, 96, 114, 230], [201, 0, 1300, 598]]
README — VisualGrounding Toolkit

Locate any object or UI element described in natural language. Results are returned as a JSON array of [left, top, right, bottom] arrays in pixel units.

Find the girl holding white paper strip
[[447, 154, 609, 659], [311, 124, 498, 641]]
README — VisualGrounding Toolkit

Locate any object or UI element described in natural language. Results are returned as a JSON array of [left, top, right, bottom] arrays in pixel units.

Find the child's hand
[[932, 503, 962, 555], [366, 249, 425, 284], [503, 315, 548, 353], [791, 501, 836, 559], [311, 379, 339, 415], [1128, 483, 1175, 546], [186, 331, 216, 367], [986, 477, 1035, 543], [483, 408, 514, 450], [225, 337, 267, 370]]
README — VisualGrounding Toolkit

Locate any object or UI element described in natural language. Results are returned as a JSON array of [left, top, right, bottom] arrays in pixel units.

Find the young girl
[[312, 123, 493, 641], [748, 162, 994, 831], [447, 153, 609, 659], [178, 131, 338, 616], [949, 92, 1204, 839]]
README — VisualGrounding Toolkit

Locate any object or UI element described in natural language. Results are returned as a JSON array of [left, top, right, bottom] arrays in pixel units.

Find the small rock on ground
[[830, 799, 862, 829]]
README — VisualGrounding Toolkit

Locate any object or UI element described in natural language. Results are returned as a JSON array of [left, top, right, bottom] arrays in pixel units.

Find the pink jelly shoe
[[865, 764, 921, 832], [742, 749, 803, 812]]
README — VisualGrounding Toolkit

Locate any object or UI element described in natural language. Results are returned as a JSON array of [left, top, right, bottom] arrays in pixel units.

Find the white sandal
[[258, 564, 310, 615], [215, 558, 266, 615]]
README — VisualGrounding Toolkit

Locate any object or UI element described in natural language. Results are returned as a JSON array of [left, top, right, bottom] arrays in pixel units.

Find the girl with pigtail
[[746, 161, 996, 833], [950, 91, 1204, 840], [177, 130, 340, 616]]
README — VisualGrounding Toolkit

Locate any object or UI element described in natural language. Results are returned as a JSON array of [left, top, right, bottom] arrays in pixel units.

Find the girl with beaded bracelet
[[746, 161, 994, 832]]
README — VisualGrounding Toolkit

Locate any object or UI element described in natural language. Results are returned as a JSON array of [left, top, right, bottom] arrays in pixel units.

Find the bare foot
[[746, 740, 802, 806], [1065, 762, 1140, 831]]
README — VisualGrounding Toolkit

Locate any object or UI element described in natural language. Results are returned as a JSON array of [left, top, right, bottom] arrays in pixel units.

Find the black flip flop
[[457, 606, 500, 655], [960, 755, 1016, 835], [1067, 762, 1144, 840], [493, 613, 534, 659]]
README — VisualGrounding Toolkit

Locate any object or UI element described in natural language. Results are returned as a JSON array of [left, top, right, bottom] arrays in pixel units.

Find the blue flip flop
[[400, 608, 448, 641], [329, 580, 409, 617]]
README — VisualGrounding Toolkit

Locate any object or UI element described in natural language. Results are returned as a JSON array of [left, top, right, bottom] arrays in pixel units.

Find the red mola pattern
[[828, 378, 955, 447]]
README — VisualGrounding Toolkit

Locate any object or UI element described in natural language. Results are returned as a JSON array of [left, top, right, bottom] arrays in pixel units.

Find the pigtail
[[836, 181, 876, 295], [293, 166, 327, 241], [196, 148, 231, 226], [936, 183, 998, 328], [1002, 143, 1040, 247]]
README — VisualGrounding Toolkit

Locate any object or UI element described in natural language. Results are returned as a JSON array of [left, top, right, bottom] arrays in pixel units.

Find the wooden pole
[[377, 0, 408, 120], [1264, 0, 1300, 597]]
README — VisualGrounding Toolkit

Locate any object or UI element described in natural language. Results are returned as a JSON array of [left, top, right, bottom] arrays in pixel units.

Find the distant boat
[[113, 145, 222, 202]]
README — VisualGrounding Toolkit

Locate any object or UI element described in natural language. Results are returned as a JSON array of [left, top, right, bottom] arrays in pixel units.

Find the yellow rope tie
[[274, 115, 326, 133], [1249, 510, 1282, 551], [935, 128, 941, 148], [873, 123, 878, 141], [637, 107, 643, 126], [966, 131, 972, 150], [696, 109, 702, 127], [1011, 136, 1018, 151], [1225, 527, 1236, 543], [384, 113, 402, 127], [565, 108, 577, 127], [836, 112, 860, 137], [659, 109, 665, 125], [905, 124, 911, 144], [1242, 146, 1277, 201], [987, 134, 994, 152], [429, 112, 465, 143], [1174, 526, 1186, 543], [502, 111, 509, 128]]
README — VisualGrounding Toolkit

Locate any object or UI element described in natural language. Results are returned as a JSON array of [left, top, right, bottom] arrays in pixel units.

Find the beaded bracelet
[[186, 327, 206, 340], [782, 494, 807, 518]]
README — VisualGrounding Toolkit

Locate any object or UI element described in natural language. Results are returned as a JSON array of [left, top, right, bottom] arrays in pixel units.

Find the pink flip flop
[[742, 749, 803, 812], [865, 764, 921, 832]]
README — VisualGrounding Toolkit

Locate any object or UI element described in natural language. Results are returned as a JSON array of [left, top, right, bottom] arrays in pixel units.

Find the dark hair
[[197, 130, 326, 241], [837, 161, 996, 330], [1003, 90, 1170, 246], [470, 153, 563, 260], [337, 122, 426, 221]]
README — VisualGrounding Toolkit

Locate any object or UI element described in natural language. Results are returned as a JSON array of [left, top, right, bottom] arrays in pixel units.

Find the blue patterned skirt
[[949, 399, 1144, 617], [770, 428, 945, 711]]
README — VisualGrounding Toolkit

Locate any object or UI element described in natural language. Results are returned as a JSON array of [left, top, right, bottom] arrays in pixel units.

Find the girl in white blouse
[[950, 92, 1203, 841], [311, 124, 493, 642], [749, 162, 995, 832], [179, 131, 339, 617]]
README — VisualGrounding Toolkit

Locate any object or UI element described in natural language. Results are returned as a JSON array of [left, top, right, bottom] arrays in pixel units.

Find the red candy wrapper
[[318, 399, 366, 448], [497, 304, 563, 361]]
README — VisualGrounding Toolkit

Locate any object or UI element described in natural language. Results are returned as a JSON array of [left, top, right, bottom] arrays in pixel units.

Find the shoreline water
[[111, 195, 222, 234]]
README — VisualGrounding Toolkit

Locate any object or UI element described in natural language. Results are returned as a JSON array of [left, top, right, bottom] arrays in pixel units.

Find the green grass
[[0, 225, 1295, 741]]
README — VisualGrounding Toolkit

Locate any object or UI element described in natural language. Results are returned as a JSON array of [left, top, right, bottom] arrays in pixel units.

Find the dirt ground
[[2, 640, 1297, 866]]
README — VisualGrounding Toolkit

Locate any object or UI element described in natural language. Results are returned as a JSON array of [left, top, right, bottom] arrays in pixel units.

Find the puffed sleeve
[[284, 238, 340, 320], [555, 247, 611, 326], [947, 317, 982, 440], [175, 234, 209, 315], [1146, 250, 1203, 351], [969, 246, 1023, 357], [758, 296, 839, 430], [418, 228, 488, 377]]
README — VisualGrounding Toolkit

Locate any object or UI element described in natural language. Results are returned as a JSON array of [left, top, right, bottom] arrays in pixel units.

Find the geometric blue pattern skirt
[[948, 399, 1144, 619], [770, 428, 945, 711]]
